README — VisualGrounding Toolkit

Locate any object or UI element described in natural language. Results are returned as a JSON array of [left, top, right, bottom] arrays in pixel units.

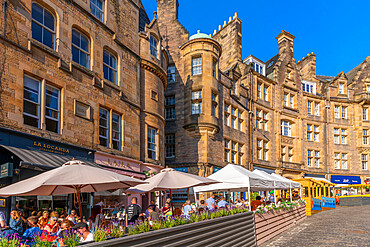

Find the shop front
[[94, 152, 162, 211], [0, 128, 95, 218]]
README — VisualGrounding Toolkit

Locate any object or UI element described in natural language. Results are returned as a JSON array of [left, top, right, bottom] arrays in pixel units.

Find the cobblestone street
[[262, 205, 370, 247]]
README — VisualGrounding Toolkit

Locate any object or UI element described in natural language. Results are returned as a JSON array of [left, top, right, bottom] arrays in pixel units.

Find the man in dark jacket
[[125, 197, 142, 227]]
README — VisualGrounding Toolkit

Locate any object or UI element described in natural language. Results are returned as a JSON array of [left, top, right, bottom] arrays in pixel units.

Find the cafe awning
[[0, 145, 97, 170]]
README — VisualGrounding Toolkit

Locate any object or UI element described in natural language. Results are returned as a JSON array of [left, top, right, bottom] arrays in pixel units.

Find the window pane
[[80, 35, 89, 52], [31, 22, 43, 43], [79, 52, 88, 68], [24, 100, 38, 116], [43, 10, 55, 31], [43, 28, 54, 49], [23, 115, 39, 128], [72, 47, 79, 64], [72, 30, 80, 46], [32, 3, 43, 24], [45, 118, 58, 132]]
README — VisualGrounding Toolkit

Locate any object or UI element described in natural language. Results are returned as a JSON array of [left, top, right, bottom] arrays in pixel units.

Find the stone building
[[157, 0, 370, 192], [0, 0, 166, 213]]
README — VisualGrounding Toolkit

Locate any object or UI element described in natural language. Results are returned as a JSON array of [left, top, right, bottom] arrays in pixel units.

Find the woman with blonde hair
[[37, 211, 49, 229], [2, 210, 23, 236]]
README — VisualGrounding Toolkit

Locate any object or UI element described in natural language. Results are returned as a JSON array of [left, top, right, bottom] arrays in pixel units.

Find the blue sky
[[142, 0, 370, 76]]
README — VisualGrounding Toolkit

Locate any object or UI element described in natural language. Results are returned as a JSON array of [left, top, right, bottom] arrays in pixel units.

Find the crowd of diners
[[0, 191, 300, 245]]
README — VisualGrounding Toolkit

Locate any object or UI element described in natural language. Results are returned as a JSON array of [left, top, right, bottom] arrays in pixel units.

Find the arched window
[[103, 49, 117, 84], [150, 36, 159, 58], [72, 29, 90, 68], [31, 3, 55, 49]]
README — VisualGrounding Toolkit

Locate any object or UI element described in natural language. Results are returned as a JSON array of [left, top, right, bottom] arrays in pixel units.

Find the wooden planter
[[254, 205, 306, 246], [84, 212, 257, 247]]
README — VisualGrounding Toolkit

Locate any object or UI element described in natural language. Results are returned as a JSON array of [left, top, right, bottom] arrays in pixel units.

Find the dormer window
[[367, 85, 370, 93], [302, 80, 316, 94], [150, 36, 159, 58], [287, 70, 292, 80], [339, 83, 344, 94]]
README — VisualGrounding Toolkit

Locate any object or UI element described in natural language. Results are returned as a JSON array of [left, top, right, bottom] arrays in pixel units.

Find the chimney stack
[[276, 30, 295, 54]]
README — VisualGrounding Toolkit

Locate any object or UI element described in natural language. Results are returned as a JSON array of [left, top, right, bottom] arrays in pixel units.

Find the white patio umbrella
[[126, 168, 219, 211], [0, 160, 146, 218]]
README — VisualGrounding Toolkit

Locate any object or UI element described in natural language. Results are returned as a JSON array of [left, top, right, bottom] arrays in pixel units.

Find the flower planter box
[[84, 212, 257, 247], [254, 206, 306, 246]]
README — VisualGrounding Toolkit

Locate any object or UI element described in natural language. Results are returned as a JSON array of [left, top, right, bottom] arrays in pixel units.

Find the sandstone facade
[[0, 0, 167, 166], [158, 0, 370, 184]]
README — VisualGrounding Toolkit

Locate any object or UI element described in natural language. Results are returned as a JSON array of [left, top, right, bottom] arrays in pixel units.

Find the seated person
[[44, 216, 59, 234], [2, 210, 23, 236], [197, 200, 207, 213], [72, 222, 94, 243], [162, 203, 172, 217], [217, 197, 228, 209], [147, 206, 159, 225], [22, 217, 42, 245], [251, 196, 263, 211]]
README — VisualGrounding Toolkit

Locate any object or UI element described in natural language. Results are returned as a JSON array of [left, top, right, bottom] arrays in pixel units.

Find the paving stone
[[261, 205, 370, 247]]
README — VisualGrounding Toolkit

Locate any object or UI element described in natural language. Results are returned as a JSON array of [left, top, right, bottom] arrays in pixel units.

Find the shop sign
[[330, 175, 361, 184], [37, 196, 52, 201], [95, 152, 145, 178], [311, 198, 322, 211], [322, 197, 336, 208], [33, 141, 70, 155], [0, 163, 13, 178]]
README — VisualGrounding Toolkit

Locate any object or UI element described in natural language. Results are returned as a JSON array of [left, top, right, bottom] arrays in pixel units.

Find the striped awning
[[0, 145, 96, 169]]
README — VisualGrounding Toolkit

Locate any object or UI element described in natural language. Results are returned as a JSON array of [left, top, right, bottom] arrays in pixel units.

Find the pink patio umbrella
[[0, 160, 146, 219], [126, 168, 219, 211]]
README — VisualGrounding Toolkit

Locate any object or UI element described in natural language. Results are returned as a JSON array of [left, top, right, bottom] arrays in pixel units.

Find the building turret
[[180, 31, 222, 136]]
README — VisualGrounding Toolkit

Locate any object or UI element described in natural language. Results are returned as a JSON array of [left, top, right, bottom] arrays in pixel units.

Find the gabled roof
[[332, 71, 348, 83], [346, 57, 369, 85], [316, 75, 334, 83], [265, 54, 279, 76]]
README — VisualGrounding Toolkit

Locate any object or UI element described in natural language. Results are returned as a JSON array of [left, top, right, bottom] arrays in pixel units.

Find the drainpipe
[[249, 73, 254, 171], [325, 100, 330, 177], [3, 0, 7, 37]]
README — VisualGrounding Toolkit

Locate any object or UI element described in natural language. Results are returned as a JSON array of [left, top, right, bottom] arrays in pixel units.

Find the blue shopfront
[[330, 175, 361, 184], [0, 127, 95, 219]]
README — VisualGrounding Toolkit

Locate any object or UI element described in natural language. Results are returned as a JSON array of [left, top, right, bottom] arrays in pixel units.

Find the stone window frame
[[72, 28, 91, 69], [334, 152, 348, 170], [362, 154, 368, 170], [165, 134, 176, 158], [150, 34, 160, 59], [147, 126, 158, 160], [90, 0, 105, 23], [281, 146, 293, 162], [165, 95, 176, 120], [167, 65, 176, 83], [103, 48, 118, 85], [191, 90, 202, 115], [192, 56, 202, 76], [257, 139, 269, 161], [363, 129, 369, 145], [31, 2, 56, 50], [307, 149, 320, 168]]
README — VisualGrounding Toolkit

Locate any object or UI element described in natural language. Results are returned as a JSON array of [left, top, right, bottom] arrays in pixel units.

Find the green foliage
[[93, 228, 108, 242], [0, 235, 21, 247]]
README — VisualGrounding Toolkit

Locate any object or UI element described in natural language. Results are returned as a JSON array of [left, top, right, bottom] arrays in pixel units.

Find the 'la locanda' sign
[[33, 141, 70, 155]]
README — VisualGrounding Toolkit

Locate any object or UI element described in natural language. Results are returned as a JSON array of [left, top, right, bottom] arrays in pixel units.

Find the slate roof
[[346, 62, 364, 85], [139, 1, 150, 32], [265, 54, 279, 77]]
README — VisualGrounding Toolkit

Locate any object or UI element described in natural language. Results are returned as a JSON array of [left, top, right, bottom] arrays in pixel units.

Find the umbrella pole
[[247, 186, 251, 211], [169, 189, 174, 213], [75, 187, 83, 222]]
